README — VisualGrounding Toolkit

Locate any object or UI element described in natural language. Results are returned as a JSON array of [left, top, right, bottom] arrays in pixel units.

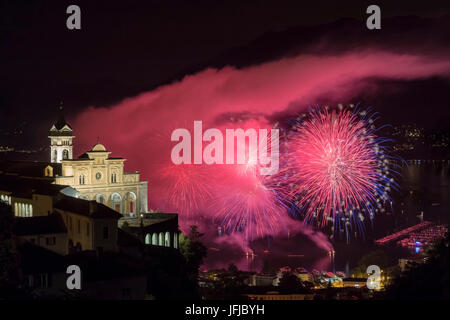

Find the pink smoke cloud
[[71, 50, 450, 258]]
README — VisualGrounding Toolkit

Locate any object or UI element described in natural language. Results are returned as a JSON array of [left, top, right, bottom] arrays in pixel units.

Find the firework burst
[[210, 129, 287, 240], [211, 164, 287, 240], [279, 105, 398, 239], [159, 163, 214, 218]]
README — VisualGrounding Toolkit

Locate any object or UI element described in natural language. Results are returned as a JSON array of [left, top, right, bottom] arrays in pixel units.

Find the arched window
[[159, 232, 164, 246], [111, 193, 122, 213], [145, 234, 151, 244], [173, 233, 178, 249], [124, 192, 137, 215], [165, 232, 170, 247], [152, 233, 158, 245]]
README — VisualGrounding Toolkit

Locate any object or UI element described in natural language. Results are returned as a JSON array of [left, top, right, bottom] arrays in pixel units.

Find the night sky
[[1, 0, 450, 148]]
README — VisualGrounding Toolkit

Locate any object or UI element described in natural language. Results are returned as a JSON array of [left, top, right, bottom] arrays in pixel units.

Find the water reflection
[[203, 161, 450, 274]]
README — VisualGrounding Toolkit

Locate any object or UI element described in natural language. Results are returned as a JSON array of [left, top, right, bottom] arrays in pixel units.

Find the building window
[[111, 193, 122, 213], [46, 237, 56, 246], [103, 226, 109, 239], [129, 201, 134, 214], [174, 233, 178, 249], [63, 149, 69, 160], [79, 174, 86, 185], [111, 173, 117, 183], [28, 275, 34, 287], [165, 232, 170, 247], [34, 274, 51, 288]]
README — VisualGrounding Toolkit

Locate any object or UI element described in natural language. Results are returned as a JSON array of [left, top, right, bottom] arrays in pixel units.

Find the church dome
[[91, 143, 107, 152]]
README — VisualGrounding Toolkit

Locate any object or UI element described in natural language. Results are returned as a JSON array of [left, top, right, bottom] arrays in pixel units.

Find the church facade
[[0, 109, 179, 257], [49, 112, 148, 216]]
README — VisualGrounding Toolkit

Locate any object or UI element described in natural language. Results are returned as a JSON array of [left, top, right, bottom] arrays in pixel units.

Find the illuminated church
[[48, 110, 148, 216], [0, 109, 179, 297]]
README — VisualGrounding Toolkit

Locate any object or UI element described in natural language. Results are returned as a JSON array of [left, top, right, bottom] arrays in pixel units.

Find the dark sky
[[1, 0, 449, 147]]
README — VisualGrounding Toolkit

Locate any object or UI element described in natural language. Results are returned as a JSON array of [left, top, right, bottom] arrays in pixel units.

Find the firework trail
[[278, 105, 398, 240]]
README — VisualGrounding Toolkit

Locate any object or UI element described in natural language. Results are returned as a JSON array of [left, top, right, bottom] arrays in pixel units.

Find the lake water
[[203, 161, 450, 274]]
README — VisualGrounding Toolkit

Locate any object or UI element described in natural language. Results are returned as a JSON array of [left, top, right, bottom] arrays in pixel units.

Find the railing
[[123, 172, 139, 183]]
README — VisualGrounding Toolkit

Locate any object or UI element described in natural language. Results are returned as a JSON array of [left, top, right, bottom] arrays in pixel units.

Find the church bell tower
[[49, 104, 74, 163]]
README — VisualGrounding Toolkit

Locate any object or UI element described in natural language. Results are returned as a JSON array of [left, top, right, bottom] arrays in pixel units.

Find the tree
[[383, 232, 450, 299], [261, 259, 273, 274], [220, 264, 248, 298], [179, 226, 207, 280], [203, 264, 248, 300], [351, 249, 389, 278], [278, 272, 305, 292], [120, 221, 132, 233]]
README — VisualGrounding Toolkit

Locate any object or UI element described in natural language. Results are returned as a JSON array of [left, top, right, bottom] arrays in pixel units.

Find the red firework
[[210, 164, 287, 239], [282, 106, 392, 229], [159, 163, 214, 217], [160, 124, 287, 239]]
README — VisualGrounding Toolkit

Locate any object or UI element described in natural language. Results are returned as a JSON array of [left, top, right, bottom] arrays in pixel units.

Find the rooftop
[[91, 143, 106, 152], [18, 242, 67, 274], [0, 160, 62, 178], [343, 278, 368, 282], [49, 106, 72, 132], [242, 285, 312, 295], [55, 195, 122, 219], [0, 174, 68, 198], [120, 212, 178, 227], [13, 213, 67, 236]]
